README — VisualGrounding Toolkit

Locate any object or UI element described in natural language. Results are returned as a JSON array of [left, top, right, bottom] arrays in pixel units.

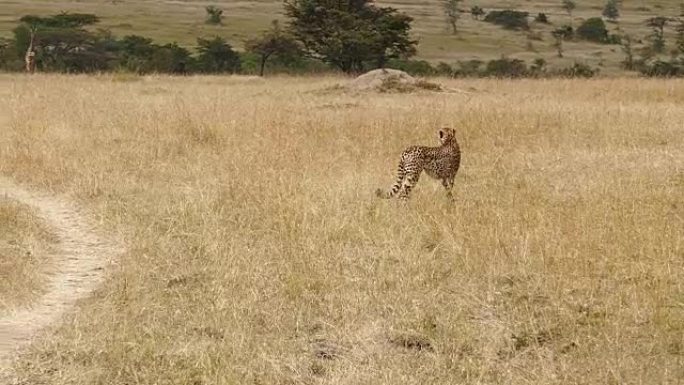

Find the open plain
[[0, 74, 682, 384]]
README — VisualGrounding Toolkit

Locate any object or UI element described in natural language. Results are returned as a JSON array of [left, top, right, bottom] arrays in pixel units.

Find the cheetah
[[376, 128, 461, 200]]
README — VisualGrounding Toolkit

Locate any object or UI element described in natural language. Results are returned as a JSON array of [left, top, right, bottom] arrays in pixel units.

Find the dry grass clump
[[0, 74, 682, 384], [0, 198, 57, 312]]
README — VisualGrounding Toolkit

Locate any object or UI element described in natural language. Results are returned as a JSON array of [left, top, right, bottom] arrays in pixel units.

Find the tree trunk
[[259, 52, 272, 76], [259, 55, 267, 76]]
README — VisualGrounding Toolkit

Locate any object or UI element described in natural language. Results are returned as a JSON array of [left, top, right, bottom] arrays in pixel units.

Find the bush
[[454, 59, 483, 77], [147, 43, 193, 74], [239, 52, 331, 75], [484, 57, 528, 77], [484, 10, 530, 30], [471, 6, 485, 20], [557, 62, 598, 77], [640, 60, 684, 77], [435, 62, 454, 76], [576, 17, 609, 43], [196, 37, 240, 73], [535, 13, 550, 24], [0, 38, 22, 71], [530, 58, 547, 75], [607, 34, 622, 44], [386, 59, 437, 76], [205, 6, 223, 25]]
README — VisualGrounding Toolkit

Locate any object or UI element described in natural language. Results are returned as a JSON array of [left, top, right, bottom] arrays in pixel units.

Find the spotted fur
[[376, 128, 461, 200]]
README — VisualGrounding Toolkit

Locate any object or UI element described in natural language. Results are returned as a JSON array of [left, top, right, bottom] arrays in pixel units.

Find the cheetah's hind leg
[[441, 177, 455, 201], [376, 159, 406, 199], [398, 170, 420, 199]]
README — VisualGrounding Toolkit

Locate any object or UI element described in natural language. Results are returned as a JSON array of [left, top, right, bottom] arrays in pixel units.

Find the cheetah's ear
[[451, 128, 456, 137], [439, 129, 444, 139]]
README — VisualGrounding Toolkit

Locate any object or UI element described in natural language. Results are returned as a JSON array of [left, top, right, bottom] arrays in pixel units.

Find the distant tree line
[[387, 57, 598, 78], [0, 13, 314, 75], [2, 0, 684, 78]]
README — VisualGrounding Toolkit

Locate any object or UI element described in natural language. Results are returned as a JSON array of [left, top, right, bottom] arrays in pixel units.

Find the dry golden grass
[[0, 197, 56, 312], [0, 74, 683, 384]]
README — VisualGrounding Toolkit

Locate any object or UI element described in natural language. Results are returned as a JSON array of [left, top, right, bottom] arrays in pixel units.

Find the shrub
[[530, 58, 547, 75], [240, 52, 331, 75], [576, 17, 608, 43], [484, 57, 528, 77], [640, 60, 684, 77], [535, 13, 550, 24], [196, 37, 241, 73], [386, 59, 437, 76], [471, 6, 485, 20], [484, 10, 530, 30], [205, 6, 223, 25], [454, 59, 483, 77], [558, 62, 598, 77], [435, 62, 454, 76]]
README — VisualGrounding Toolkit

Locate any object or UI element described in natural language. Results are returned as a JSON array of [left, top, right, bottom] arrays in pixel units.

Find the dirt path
[[0, 177, 122, 376]]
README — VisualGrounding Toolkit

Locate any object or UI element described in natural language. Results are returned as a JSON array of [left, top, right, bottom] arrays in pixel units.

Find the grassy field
[[1, 1, 683, 74], [0, 198, 56, 312], [0, 74, 682, 384]]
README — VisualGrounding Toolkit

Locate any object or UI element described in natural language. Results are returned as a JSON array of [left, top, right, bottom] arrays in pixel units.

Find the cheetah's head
[[438, 128, 456, 145]]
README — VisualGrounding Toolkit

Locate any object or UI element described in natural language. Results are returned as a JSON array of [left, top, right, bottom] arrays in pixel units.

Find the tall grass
[[1, 74, 682, 384], [0, 198, 56, 312]]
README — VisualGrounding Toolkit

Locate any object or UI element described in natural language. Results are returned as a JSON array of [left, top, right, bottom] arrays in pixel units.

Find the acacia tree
[[471, 6, 485, 20], [562, 0, 576, 26], [602, 0, 620, 22], [620, 34, 635, 69], [442, 0, 463, 34], [552, 26, 573, 57], [647, 16, 668, 53], [14, 13, 112, 73], [284, 0, 416, 73], [245, 20, 301, 76], [205, 6, 223, 25]]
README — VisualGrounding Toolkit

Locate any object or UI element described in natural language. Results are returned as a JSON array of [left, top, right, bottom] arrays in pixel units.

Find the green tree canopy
[[602, 0, 620, 22], [20, 13, 100, 29], [284, 0, 416, 73], [484, 10, 530, 30], [576, 17, 609, 43], [196, 36, 241, 73]]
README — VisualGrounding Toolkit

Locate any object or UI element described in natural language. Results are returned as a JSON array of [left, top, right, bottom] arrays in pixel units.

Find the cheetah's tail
[[376, 159, 406, 199]]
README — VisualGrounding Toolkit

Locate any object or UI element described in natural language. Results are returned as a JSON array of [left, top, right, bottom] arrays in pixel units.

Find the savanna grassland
[[0, 74, 683, 384], [2, 0, 684, 74]]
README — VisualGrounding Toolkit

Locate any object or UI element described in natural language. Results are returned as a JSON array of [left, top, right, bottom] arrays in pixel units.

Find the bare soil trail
[[0, 177, 123, 377]]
